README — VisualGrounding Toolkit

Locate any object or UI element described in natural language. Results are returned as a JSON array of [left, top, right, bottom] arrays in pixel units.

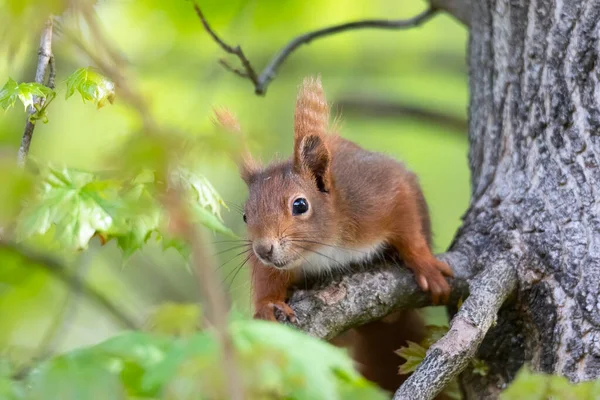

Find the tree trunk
[[457, 0, 600, 397]]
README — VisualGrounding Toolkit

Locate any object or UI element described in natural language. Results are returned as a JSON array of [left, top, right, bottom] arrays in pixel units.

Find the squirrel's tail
[[294, 76, 330, 141]]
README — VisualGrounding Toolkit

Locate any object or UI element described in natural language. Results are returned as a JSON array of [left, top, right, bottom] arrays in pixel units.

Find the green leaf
[[27, 354, 124, 400], [143, 319, 386, 400], [171, 167, 237, 238], [0, 317, 386, 399], [394, 324, 446, 375], [500, 367, 600, 400], [16, 165, 122, 250], [16, 82, 54, 111], [471, 358, 489, 376], [114, 176, 162, 259], [0, 78, 19, 110], [500, 367, 550, 400], [0, 79, 55, 112], [395, 340, 427, 375], [65, 67, 115, 109], [15, 163, 235, 257]]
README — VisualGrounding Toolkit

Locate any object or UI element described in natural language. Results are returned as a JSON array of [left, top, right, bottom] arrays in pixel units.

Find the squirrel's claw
[[254, 300, 297, 323], [415, 259, 453, 305]]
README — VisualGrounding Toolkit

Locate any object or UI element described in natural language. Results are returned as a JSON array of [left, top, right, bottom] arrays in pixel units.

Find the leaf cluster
[[0, 316, 386, 400]]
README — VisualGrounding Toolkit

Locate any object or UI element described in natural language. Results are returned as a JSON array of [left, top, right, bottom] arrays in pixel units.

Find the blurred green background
[[0, 0, 468, 361]]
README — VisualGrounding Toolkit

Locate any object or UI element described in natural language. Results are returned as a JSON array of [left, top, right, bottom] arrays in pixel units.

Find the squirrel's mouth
[[272, 260, 288, 268], [266, 257, 301, 270], [252, 245, 301, 270]]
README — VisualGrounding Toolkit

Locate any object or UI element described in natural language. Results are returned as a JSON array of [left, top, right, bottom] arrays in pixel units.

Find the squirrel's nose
[[253, 240, 274, 262]]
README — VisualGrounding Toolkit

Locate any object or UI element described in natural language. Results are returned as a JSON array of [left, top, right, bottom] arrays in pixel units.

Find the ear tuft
[[295, 134, 331, 192], [211, 107, 261, 184], [211, 107, 241, 132], [294, 75, 330, 142]]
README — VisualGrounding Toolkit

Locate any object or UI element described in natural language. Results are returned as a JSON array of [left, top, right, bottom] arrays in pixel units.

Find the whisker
[[229, 277, 251, 294], [280, 223, 294, 239], [216, 248, 253, 271], [224, 200, 244, 210], [213, 243, 251, 257], [223, 254, 252, 288], [292, 244, 346, 270], [212, 239, 251, 244], [227, 257, 250, 290], [289, 248, 312, 290]]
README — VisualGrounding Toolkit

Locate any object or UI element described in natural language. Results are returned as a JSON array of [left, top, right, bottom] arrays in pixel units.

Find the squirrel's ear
[[294, 134, 331, 192], [239, 152, 261, 185], [294, 76, 329, 141], [211, 107, 261, 185]]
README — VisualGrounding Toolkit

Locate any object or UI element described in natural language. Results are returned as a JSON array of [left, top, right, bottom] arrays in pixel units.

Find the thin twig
[[12, 250, 95, 380], [393, 254, 518, 400], [0, 241, 137, 330], [193, 2, 438, 95], [39, 249, 93, 357], [192, 2, 259, 87], [18, 17, 54, 167], [335, 96, 468, 134]]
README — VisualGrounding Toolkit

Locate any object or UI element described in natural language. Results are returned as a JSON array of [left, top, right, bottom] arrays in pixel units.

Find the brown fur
[[215, 76, 454, 394]]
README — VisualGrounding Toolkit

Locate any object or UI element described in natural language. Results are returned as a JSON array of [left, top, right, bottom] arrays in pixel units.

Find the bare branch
[[219, 59, 250, 79], [47, 55, 56, 89], [38, 249, 93, 357], [194, 3, 438, 95], [18, 17, 54, 167], [393, 254, 518, 400], [192, 2, 260, 87], [0, 241, 138, 330], [335, 96, 467, 134], [429, 0, 471, 27], [287, 251, 472, 340]]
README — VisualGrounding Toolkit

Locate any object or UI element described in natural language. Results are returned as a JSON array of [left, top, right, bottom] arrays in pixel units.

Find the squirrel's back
[[326, 135, 431, 247]]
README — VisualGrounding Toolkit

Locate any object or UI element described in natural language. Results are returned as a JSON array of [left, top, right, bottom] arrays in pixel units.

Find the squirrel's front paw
[[254, 300, 297, 323], [414, 258, 453, 305]]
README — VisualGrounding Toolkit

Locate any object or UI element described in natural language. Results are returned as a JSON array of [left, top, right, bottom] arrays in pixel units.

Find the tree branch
[[393, 254, 518, 400], [0, 241, 138, 330], [38, 249, 93, 357], [193, 2, 438, 95], [335, 96, 467, 134], [428, 0, 471, 27], [18, 17, 54, 167], [287, 251, 472, 340]]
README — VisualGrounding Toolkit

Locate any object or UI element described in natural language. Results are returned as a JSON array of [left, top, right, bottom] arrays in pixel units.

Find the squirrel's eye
[[243, 213, 247, 223], [292, 198, 309, 215]]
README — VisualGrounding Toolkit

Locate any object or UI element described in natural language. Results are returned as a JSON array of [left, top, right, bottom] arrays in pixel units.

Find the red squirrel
[[214, 76, 453, 393]]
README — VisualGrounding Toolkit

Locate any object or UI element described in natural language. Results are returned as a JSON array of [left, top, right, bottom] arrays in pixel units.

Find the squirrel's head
[[214, 76, 337, 270]]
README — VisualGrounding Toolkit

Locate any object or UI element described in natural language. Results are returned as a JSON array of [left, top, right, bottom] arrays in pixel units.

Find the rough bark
[[288, 251, 471, 340], [460, 0, 600, 397]]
